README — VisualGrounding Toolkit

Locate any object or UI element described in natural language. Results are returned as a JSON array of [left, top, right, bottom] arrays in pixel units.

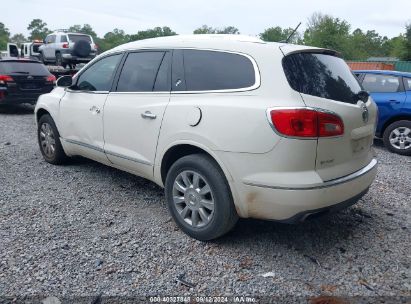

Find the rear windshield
[[0, 61, 50, 76], [282, 53, 362, 104], [68, 34, 92, 43]]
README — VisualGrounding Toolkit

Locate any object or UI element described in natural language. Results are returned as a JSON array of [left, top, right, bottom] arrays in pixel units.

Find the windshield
[[68, 34, 92, 43], [0, 61, 50, 76], [282, 52, 362, 104]]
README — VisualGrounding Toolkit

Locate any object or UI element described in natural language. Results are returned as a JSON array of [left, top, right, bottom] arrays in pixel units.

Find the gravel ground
[[0, 104, 410, 302]]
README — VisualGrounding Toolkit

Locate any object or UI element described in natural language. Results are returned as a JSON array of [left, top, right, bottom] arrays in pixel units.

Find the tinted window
[[0, 61, 50, 76], [60, 35, 68, 43], [49, 35, 56, 43], [76, 54, 122, 91], [283, 53, 362, 104], [117, 52, 169, 92], [182, 50, 255, 91], [404, 78, 411, 90], [68, 34, 92, 43], [362, 74, 400, 93]]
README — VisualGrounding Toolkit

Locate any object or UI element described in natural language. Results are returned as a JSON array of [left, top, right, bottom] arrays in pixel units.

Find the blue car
[[354, 70, 411, 155]]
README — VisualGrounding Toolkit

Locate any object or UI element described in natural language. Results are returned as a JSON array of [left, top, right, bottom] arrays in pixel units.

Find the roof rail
[[54, 29, 69, 33]]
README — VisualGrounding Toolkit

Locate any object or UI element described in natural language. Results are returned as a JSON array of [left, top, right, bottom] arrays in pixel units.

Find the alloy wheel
[[172, 170, 215, 228], [39, 122, 56, 158], [389, 127, 411, 150]]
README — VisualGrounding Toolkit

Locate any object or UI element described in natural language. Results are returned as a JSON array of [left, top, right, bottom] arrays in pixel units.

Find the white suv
[[39, 31, 97, 67], [35, 35, 378, 240]]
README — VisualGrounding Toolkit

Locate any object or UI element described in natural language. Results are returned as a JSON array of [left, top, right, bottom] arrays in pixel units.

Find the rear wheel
[[38, 52, 44, 63], [165, 154, 238, 241], [55, 52, 62, 66], [37, 114, 68, 164], [383, 120, 411, 156]]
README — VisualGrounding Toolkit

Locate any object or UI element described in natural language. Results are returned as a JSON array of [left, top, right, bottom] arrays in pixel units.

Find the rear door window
[[362, 74, 400, 93], [75, 54, 122, 91], [116, 51, 170, 92], [0, 61, 50, 76], [403, 77, 411, 91], [282, 53, 362, 104], [68, 34, 92, 43], [182, 50, 256, 91]]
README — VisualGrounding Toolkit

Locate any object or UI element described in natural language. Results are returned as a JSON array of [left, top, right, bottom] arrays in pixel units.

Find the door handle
[[89, 106, 101, 114], [141, 111, 157, 119], [389, 100, 401, 104]]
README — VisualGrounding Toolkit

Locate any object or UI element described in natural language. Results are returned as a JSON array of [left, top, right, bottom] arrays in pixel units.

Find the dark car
[[0, 58, 56, 105], [354, 70, 411, 155]]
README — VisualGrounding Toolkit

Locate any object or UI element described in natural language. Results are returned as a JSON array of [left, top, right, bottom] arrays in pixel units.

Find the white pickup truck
[[1, 41, 43, 60]]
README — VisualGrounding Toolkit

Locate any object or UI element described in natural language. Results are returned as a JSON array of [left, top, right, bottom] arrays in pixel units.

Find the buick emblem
[[27, 75, 33, 80], [361, 104, 369, 123]]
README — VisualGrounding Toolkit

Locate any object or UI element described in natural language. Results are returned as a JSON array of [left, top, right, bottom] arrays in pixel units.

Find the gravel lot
[[0, 105, 410, 302]]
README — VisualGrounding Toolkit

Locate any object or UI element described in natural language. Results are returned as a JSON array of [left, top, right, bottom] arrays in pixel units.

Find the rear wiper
[[356, 90, 369, 102], [10, 71, 30, 74]]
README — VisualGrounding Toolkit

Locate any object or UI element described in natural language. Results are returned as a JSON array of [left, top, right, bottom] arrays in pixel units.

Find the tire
[[37, 114, 68, 165], [38, 52, 44, 64], [72, 40, 91, 58], [383, 120, 411, 156], [165, 154, 238, 241], [55, 52, 63, 66]]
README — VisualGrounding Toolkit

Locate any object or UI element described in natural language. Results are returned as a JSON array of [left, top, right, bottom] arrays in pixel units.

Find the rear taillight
[[62, 43, 69, 48], [45, 75, 56, 84], [0, 75, 14, 84], [268, 108, 344, 138]]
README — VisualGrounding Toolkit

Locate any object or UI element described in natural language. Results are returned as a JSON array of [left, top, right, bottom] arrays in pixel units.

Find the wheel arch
[[159, 143, 233, 186], [36, 108, 51, 123], [381, 114, 411, 136]]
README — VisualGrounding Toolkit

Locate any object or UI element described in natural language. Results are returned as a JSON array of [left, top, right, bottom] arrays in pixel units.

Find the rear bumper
[[61, 53, 96, 62], [236, 158, 377, 221], [0, 92, 45, 105]]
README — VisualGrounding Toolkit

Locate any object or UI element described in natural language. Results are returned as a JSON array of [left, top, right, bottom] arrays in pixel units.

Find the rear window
[[68, 34, 92, 43], [282, 53, 362, 104], [0, 61, 50, 76], [183, 50, 256, 91]]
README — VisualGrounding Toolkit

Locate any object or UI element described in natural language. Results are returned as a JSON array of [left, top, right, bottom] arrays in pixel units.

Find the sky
[[3, 0, 411, 38]]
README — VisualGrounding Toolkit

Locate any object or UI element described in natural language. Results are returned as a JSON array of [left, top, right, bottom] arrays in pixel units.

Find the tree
[[403, 24, 411, 60], [129, 26, 177, 41], [68, 24, 97, 38], [10, 33, 26, 47], [27, 19, 51, 40], [193, 25, 239, 34], [304, 13, 351, 58], [217, 26, 239, 34], [0, 22, 10, 50], [98, 28, 130, 52], [193, 25, 216, 34], [260, 26, 301, 43]]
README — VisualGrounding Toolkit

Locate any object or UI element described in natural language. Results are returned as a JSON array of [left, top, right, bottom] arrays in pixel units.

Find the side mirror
[[56, 75, 73, 87]]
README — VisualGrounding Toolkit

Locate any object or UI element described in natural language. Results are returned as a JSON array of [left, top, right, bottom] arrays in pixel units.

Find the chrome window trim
[[244, 158, 377, 190], [87, 48, 260, 94], [171, 48, 261, 94]]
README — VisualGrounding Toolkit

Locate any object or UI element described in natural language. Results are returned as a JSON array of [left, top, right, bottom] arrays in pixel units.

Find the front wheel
[[165, 154, 238, 241], [383, 120, 411, 156], [37, 114, 68, 164]]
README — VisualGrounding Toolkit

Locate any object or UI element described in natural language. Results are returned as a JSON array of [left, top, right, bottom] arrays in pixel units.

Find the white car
[[35, 35, 378, 240]]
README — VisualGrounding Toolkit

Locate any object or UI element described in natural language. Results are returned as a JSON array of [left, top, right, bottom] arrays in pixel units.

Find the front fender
[[34, 87, 66, 128]]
